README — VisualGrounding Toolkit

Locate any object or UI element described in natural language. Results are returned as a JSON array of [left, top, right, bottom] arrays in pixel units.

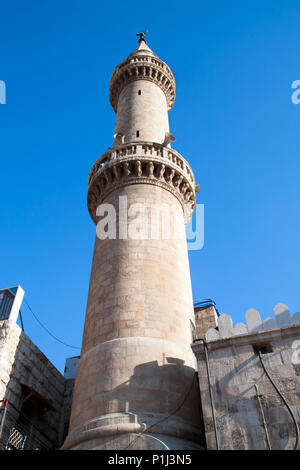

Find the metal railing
[[0, 400, 56, 450]]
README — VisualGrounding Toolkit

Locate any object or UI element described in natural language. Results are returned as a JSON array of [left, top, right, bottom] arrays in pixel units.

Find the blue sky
[[0, 1, 299, 373]]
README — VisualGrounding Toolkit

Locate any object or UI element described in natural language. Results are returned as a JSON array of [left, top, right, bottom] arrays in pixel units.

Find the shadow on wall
[[112, 358, 201, 417], [70, 356, 206, 448], [209, 348, 297, 450], [0, 322, 65, 449]]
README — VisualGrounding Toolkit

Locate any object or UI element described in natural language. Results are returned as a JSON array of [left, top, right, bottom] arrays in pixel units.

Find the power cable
[[24, 300, 80, 351], [258, 350, 299, 451], [125, 372, 201, 450]]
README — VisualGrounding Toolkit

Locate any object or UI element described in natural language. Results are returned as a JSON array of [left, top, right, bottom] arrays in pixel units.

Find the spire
[[136, 30, 148, 43], [128, 31, 157, 59]]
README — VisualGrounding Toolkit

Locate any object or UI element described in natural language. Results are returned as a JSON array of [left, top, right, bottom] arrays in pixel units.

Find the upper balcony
[[88, 142, 195, 188], [87, 142, 196, 224]]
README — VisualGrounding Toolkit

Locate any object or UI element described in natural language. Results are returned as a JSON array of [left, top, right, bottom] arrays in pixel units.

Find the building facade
[[192, 302, 300, 450]]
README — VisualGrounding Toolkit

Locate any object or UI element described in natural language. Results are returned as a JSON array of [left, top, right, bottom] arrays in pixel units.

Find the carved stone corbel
[[135, 160, 142, 177], [122, 162, 130, 177], [173, 174, 183, 188], [147, 161, 154, 178], [165, 168, 175, 183], [157, 163, 165, 180]]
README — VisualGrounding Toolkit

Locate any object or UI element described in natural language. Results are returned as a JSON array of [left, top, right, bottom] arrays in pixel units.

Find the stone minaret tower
[[63, 35, 203, 450]]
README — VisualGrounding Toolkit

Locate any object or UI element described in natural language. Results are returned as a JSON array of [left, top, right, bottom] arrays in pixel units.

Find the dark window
[[138, 90, 141, 95], [0, 289, 14, 320], [253, 343, 273, 355], [136, 131, 139, 137]]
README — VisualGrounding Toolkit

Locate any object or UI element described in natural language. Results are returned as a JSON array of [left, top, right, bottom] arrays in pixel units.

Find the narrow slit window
[[136, 131, 140, 137], [138, 90, 141, 95]]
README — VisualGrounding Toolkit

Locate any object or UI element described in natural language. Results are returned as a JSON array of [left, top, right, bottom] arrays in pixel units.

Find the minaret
[[63, 34, 204, 450]]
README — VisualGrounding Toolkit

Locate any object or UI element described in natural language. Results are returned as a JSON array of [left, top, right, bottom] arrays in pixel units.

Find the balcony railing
[[88, 142, 195, 188]]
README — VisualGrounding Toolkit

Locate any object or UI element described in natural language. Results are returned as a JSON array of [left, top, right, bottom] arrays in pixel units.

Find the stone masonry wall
[[0, 319, 66, 447], [64, 183, 204, 450], [192, 304, 300, 450], [114, 80, 170, 146]]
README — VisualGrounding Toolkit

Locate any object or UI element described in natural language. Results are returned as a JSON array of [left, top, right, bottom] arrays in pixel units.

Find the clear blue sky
[[1, 1, 299, 373]]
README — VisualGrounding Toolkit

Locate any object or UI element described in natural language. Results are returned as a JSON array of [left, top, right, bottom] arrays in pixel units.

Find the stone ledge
[[203, 303, 300, 342], [61, 411, 203, 450], [192, 323, 300, 354]]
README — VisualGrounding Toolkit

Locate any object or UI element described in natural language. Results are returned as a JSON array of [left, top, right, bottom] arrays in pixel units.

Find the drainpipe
[[203, 339, 219, 450], [254, 384, 271, 450], [258, 350, 299, 451]]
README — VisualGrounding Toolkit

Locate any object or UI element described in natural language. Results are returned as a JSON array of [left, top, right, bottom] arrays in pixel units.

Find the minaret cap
[[109, 34, 176, 112], [136, 30, 148, 43], [128, 31, 157, 59], [128, 37, 157, 59]]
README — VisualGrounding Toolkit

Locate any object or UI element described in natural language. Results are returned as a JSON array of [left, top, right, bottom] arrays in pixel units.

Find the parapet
[[204, 303, 300, 342]]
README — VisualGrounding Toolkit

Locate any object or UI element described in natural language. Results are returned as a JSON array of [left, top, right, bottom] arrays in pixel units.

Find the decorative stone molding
[[62, 411, 203, 450], [205, 303, 300, 342], [87, 142, 196, 224], [109, 55, 176, 112]]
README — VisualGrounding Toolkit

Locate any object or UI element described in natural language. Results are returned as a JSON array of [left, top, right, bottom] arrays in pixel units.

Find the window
[[253, 343, 273, 355], [0, 289, 14, 320], [136, 131, 140, 138], [138, 90, 141, 95]]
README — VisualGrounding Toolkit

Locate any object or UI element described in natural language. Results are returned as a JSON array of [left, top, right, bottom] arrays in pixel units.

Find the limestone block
[[233, 322, 248, 336], [245, 308, 262, 332], [205, 328, 220, 341], [292, 312, 300, 325], [262, 317, 277, 330], [274, 303, 291, 327], [218, 314, 233, 338]]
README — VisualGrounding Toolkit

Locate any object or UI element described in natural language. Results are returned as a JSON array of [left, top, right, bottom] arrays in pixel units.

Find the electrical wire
[[24, 300, 80, 351], [258, 350, 299, 451], [125, 372, 201, 450]]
